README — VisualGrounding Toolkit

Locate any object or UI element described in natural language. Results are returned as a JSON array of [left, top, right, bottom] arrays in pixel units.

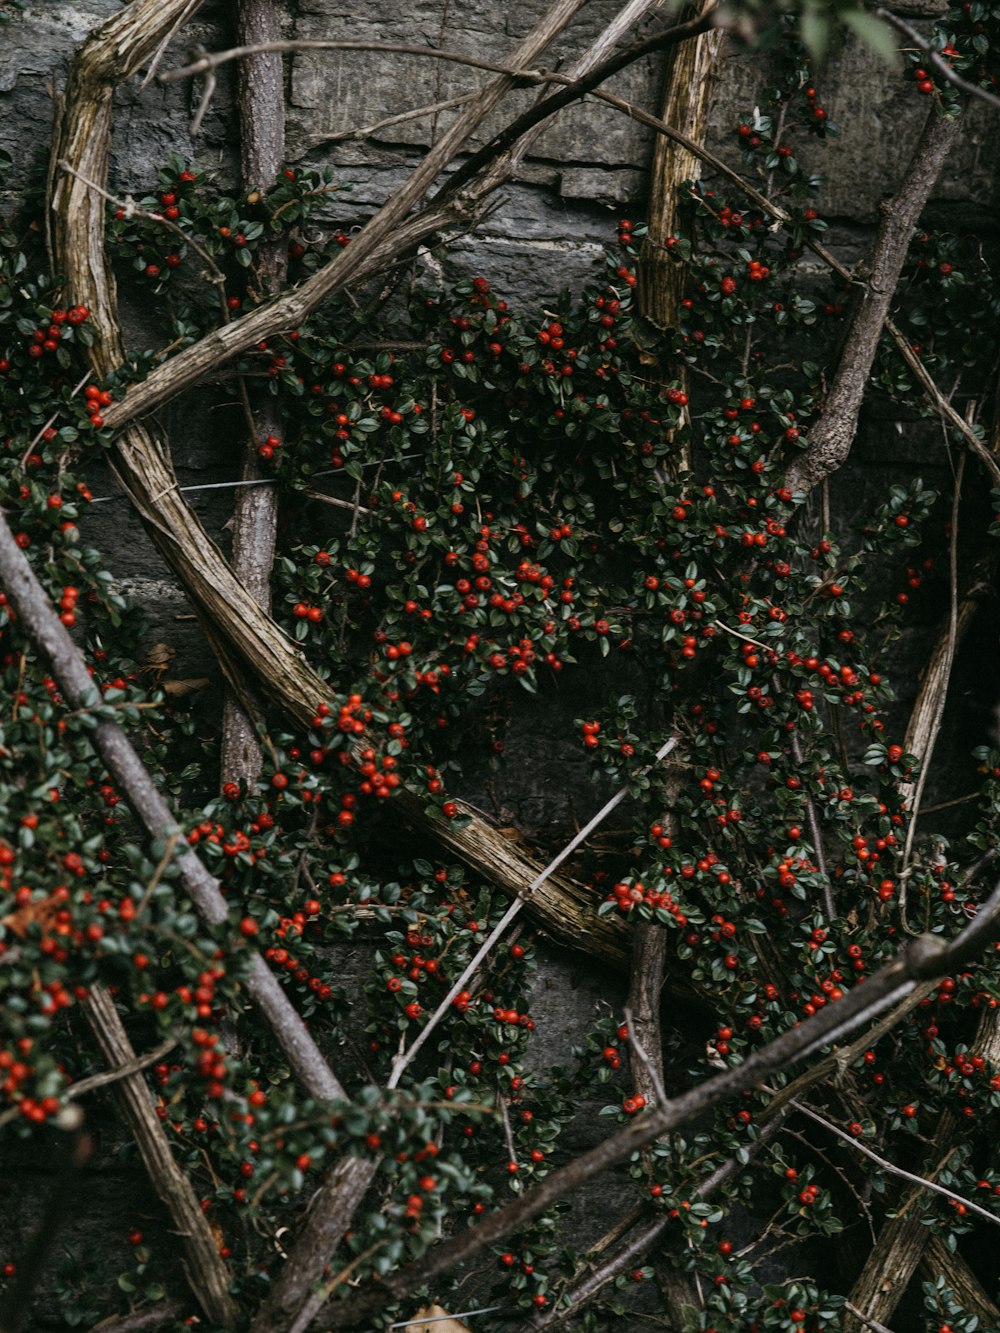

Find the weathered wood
[[785, 108, 962, 497], [99, 0, 590, 431], [922, 1234, 999, 1325], [50, 0, 632, 971], [638, 3, 723, 329], [83, 986, 237, 1328], [842, 1201, 930, 1333], [220, 0, 288, 789]]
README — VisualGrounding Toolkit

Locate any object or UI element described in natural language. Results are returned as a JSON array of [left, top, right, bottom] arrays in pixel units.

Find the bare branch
[[786, 1095, 1000, 1228], [639, 2, 725, 329], [624, 992, 668, 1109], [0, 506, 346, 1105], [65, 1034, 178, 1100], [872, 7, 1000, 113], [319, 91, 480, 146], [900, 449, 966, 895], [160, 38, 555, 86], [582, 87, 1000, 487], [788, 727, 833, 918], [81, 987, 237, 1326], [843, 991, 1000, 1332], [56, 158, 230, 315], [220, 0, 288, 794], [386, 736, 679, 1091], [140, 0, 203, 86], [762, 982, 936, 1117], [622, 912, 702, 1328], [844, 1304, 898, 1333], [318, 909, 1000, 1327], [102, 6, 714, 432], [922, 1234, 1000, 1327], [91, 1303, 189, 1333], [784, 107, 963, 497], [528, 1111, 787, 1329]]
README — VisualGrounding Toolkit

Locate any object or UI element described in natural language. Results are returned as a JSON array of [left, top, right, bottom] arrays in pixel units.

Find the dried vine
[[47, 0, 648, 975]]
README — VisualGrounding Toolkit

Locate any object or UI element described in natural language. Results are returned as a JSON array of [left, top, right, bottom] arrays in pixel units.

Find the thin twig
[[585, 89, 999, 489], [917, 791, 979, 816], [136, 830, 179, 915], [385, 735, 678, 1089], [713, 619, 774, 652], [302, 487, 373, 516], [844, 1303, 898, 1333], [21, 370, 92, 467], [782, 1124, 877, 1244], [788, 727, 833, 918], [65, 1036, 178, 1100], [0, 1124, 94, 1333], [528, 1112, 788, 1330], [103, 7, 715, 432], [321, 900, 1000, 1326], [0, 510, 347, 1106], [388, 1310, 503, 1330], [161, 39, 561, 86], [140, 0, 204, 86], [762, 982, 936, 1117], [91, 1302, 188, 1333], [57, 158, 231, 320], [871, 7, 1000, 113], [901, 450, 965, 892], [320, 90, 481, 145], [786, 1096, 1000, 1228]]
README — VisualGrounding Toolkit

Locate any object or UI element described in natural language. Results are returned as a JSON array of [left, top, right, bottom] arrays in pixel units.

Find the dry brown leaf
[[2, 893, 61, 939], [161, 677, 210, 697], [407, 1305, 471, 1333], [143, 641, 176, 669]]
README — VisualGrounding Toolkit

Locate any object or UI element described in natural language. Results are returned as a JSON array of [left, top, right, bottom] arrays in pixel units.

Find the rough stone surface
[[0, 2, 999, 1326], [287, 1, 664, 165]]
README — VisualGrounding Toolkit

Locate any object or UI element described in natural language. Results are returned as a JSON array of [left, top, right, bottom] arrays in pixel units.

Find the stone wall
[[3, 0, 997, 1089], [0, 2, 998, 1324], [2, 0, 993, 706]]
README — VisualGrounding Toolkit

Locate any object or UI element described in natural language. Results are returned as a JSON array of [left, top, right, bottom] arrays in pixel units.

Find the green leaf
[[841, 8, 900, 64]]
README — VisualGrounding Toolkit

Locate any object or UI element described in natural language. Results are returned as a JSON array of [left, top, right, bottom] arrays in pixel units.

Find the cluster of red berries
[[606, 878, 690, 925], [83, 382, 114, 428], [0, 306, 89, 375], [264, 944, 335, 1002]]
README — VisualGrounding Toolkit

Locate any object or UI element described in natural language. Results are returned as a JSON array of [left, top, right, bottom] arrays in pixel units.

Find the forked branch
[[319, 906, 1000, 1326]]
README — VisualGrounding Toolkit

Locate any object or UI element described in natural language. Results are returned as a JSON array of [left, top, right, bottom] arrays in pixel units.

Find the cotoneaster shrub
[[1, 10, 1000, 1330]]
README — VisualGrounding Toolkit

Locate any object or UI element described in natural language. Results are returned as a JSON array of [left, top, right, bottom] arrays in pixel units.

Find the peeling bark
[[639, 4, 724, 329]]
